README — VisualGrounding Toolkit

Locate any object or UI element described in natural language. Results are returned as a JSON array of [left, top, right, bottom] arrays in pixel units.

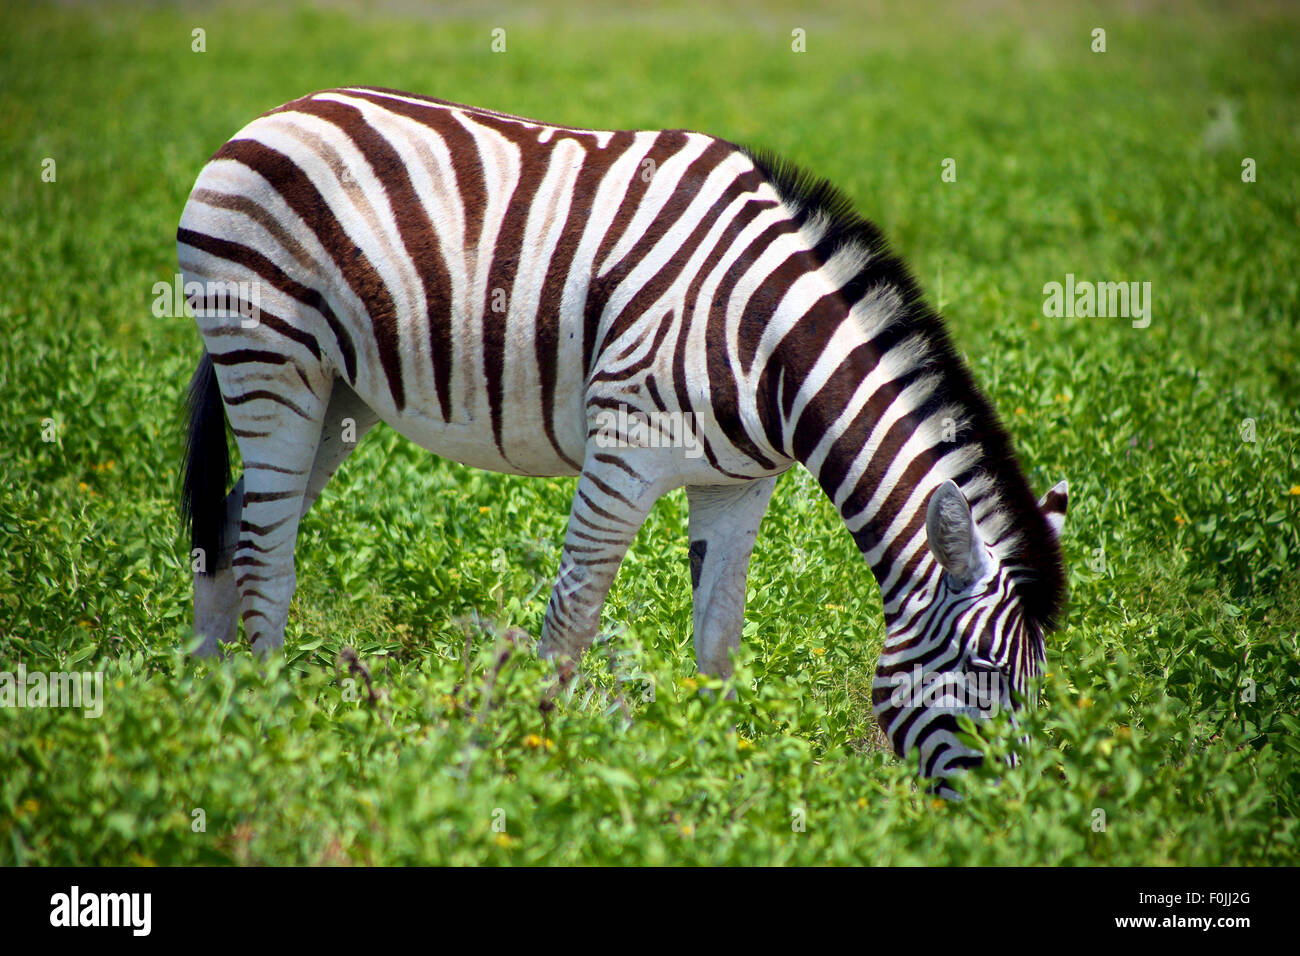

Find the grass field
[[1, 0, 1298, 865]]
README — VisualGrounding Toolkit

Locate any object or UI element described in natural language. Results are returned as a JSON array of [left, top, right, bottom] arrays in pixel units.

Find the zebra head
[[872, 478, 1068, 795]]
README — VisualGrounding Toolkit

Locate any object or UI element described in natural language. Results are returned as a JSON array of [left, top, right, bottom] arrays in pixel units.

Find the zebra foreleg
[[538, 454, 668, 665], [685, 477, 777, 678]]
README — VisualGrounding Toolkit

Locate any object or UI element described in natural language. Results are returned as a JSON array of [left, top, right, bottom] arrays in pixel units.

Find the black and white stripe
[[179, 87, 1068, 790]]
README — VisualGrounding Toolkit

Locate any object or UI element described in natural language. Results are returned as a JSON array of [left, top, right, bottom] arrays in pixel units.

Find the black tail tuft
[[181, 352, 231, 576]]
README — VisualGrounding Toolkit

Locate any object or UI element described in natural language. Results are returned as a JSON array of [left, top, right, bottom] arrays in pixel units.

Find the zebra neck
[[780, 314, 991, 621], [827, 436, 981, 624], [742, 145, 1065, 641]]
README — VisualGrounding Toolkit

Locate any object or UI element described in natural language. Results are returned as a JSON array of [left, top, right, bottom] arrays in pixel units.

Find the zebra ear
[[1038, 480, 1069, 538], [926, 480, 985, 585]]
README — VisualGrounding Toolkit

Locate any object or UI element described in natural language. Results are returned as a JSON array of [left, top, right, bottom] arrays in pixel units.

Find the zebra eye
[[968, 655, 998, 672]]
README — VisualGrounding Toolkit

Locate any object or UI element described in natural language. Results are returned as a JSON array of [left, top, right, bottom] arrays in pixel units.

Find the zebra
[[178, 86, 1068, 791]]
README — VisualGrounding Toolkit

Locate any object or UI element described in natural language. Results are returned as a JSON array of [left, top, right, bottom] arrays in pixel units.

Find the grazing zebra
[[178, 87, 1068, 790]]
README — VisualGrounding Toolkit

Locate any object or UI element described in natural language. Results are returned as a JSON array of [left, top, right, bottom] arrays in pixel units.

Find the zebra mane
[[737, 144, 1068, 636]]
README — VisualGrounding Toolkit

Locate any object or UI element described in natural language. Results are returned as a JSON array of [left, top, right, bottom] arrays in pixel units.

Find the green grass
[[2, 0, 1298, 865]]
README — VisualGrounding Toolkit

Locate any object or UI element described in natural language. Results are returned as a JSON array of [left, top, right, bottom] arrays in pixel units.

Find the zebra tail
[[181, 351, 231, 576]]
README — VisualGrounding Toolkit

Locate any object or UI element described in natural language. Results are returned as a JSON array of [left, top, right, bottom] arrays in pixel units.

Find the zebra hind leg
[[192, 475, 243, 657], [298, 380, 380, 518], [685, 477, 777, 678], [234, 380, 376, 652], [219, 371, 331, 656], [187, 372, 376, 658], [233, 378, 378, 652]]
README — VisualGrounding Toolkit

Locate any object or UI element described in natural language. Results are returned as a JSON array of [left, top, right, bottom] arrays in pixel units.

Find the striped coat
[[179, 87, 1068, 791]]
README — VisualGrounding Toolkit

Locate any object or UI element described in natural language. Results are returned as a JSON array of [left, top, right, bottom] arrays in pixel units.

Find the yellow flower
[[1174, 515, 1187, 525], [524, 733, 543, 749], [857, 797, 868, 809], [811, 647, 826, 656], [1289, 486, 1300, 496], [493, 833, 515, 849], [479, 505, 491, 514], [679, 824, 694, 837], [736, 738, 753, 751], [1014, 407, 1026, 416]]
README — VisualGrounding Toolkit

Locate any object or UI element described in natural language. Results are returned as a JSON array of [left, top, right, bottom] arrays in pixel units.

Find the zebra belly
[[378, 404, 585, 478]]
